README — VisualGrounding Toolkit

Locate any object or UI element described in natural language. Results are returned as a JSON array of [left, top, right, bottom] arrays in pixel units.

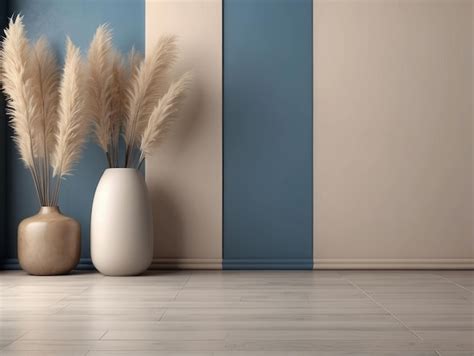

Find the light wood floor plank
[[0, 270, 473, 353], [86, 352, 438, 356], [0, 351, 87, 356]]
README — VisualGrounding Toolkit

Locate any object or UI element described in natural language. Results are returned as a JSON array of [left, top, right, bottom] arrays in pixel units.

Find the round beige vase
[[91, 168, 153, 276], [18, 207, 81, 275]]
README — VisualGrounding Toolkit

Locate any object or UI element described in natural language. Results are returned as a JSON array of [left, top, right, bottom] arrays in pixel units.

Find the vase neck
[[39, 206, 60, 215]]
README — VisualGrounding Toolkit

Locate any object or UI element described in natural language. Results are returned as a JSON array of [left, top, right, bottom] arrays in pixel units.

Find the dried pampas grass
[[109, 51, 126, 167], [0, 16, 89, 206], [138, 72, 192, 168], [31, 37, 60, 156], [51, 39, 88, 205], [123, 35, 178, 167], [124, 36, 177, 145], [1, 17, 191, 207], [86, 25, 114, 159], [0, 16, 39, 171], [84, 26, 190, 169], [52, 40, 88, 176], [31, 36, 60, 204]]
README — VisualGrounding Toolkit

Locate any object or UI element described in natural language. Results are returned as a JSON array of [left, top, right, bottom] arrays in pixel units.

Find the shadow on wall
[[150, 79, 204, 259]]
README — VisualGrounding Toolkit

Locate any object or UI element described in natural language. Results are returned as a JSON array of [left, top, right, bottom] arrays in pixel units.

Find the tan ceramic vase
[[18, 207, 81, 275]]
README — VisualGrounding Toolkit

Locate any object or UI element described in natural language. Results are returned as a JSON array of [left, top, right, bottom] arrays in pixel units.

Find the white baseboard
[[150, 258, 474, 270], [150, 258, 222, 270], [314, 258, 474, 269], [4, 257, 472, 271]]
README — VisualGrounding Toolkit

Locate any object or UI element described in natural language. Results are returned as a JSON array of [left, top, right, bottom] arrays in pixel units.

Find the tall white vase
[[91, 168, 153, 276]]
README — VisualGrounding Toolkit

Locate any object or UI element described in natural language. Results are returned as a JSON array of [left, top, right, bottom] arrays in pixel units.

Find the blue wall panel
[[3, 0, 144, 267], [223, 0, 313, 269]]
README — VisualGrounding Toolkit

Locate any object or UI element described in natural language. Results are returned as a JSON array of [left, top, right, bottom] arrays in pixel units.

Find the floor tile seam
[[435, 274, 474, 294], [342, 275, 425, 342]]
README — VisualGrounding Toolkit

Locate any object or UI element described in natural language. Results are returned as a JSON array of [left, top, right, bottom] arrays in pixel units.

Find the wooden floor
[[0, 270, 473, 355]]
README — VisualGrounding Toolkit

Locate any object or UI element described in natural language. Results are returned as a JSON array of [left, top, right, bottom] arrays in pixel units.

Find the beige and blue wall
[[1, 0, 473, 270]]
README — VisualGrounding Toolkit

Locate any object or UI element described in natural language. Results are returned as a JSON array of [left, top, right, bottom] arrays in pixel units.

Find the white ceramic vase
[[91, 168, 153, 276]]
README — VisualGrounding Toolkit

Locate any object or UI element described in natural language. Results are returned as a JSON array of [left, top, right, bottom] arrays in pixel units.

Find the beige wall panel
[[146, 0, 222, 269], [313, 0, 473, 268]]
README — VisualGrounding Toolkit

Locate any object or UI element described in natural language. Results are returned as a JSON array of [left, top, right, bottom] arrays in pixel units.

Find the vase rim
[[104, 168, 138, 171], [38, 206, 60, 214]]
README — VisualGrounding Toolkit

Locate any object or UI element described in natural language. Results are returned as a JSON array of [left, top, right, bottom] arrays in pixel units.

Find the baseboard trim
[[0, 258, 95, 271], [150, 258, 222, 270], [0, 258, 20, 270], [224, 259, 313, 270], [3, 257, 472, 271], [76, 258, 95, 270], [314, 259, 474, 269]]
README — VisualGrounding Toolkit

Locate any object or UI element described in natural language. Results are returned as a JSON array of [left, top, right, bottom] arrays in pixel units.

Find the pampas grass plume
[[123, 35, 177, 148], [52, 38, 88, 178], [139, 71, 192, 161], [31, 36, 60, 155], [0, 15, 39, 168], [86, 24, 114, 153]]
